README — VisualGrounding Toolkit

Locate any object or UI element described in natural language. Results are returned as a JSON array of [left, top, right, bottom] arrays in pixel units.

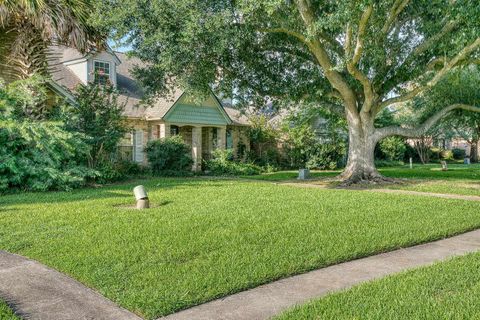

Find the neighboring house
[[48, 45, 250, 171]]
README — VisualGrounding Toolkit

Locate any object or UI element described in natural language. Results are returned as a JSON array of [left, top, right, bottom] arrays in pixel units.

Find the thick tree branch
[[379, 19, 458, 96], [346, 4, 376, 113], [295, 0, 358, 116], [259, 27, 309, 46], [378, 37, 480, 110], [350, 4, 373, 67], [376, 104, 480, 139], [412, 20, 457, 57], [381, 0, 410, 34]]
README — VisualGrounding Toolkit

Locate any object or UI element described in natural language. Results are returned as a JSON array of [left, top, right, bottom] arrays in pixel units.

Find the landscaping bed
[[275, 252, 480, 320]]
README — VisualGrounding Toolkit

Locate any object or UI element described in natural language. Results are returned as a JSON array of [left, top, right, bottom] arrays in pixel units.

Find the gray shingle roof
[[48, 46, 249, 125]]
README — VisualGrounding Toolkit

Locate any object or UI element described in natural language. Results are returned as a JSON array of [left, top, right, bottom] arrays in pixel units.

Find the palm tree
[[0, 0, 103, 81]]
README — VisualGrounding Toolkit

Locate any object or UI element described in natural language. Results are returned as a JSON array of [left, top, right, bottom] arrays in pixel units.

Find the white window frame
[[93, 60, 111, 85]]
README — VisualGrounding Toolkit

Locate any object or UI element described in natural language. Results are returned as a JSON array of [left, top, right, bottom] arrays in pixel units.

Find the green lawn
[[276, 252, 480, 320], [2, 178, 480, 318], [0, 300, 19, 320], [381, 163, 480, 180]]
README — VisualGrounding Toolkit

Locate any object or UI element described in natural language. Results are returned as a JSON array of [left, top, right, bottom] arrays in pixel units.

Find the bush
[[205, 149, 261, 176], [306, 143, 346, 170], [441, 149, 454, 161], [452, 148, 466, 160], [429, 147, 442, 161], [283, 125, 346, 169], [0, 120, 97, 192], [95, 160, 145, 184], [145, 135, 193, 175], [375, 160, 405, 167], [378, 136, 407, 161]]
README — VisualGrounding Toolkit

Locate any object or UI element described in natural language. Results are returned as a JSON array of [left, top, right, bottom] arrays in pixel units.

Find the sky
[[108, 39, 132, 53]]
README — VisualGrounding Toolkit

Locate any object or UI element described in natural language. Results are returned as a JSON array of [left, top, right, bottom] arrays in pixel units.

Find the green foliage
[[247, 114, 279, 167], [0, 120, 97, 192], [0, 0, 103, 80], [62, 83, 129, 170], [205, 149, 261, 176], [306, 143, 346, 170], [0, 75, 51, 120], [452, 148, 466, 160], [283, 124, 345, 169], [145, 135, 193, 175], [378, 137, 407, 161]]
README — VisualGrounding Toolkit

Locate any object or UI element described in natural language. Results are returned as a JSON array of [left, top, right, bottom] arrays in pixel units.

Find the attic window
[[93, 61, 110, 85]]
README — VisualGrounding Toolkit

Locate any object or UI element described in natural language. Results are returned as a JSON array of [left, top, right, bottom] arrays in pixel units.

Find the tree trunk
[[339, 113, 387, 184], [471, 140, 478, 163]]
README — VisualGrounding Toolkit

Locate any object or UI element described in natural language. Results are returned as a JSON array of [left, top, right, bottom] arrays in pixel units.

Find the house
[[48, 46, 250, 171]]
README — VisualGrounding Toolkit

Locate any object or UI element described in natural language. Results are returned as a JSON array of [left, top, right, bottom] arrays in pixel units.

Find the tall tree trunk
[[339, 112, 385, 184], [470, 140, 478, 163]]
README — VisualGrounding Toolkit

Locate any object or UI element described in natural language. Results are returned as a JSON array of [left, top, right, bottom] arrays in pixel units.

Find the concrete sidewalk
[[161, 229, 480, 320], [1, 230, 480, 320], [0, 251, 141, 320]]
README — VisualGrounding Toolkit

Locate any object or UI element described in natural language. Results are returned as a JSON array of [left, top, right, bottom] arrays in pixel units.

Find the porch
[[157, 123, 227, 171]]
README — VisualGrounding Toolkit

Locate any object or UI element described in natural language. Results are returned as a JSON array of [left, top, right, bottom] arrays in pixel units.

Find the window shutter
[[133, 130, 144, 163]]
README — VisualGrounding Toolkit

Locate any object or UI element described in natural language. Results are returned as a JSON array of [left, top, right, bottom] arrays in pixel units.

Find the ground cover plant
[[275, 252, 480, 320], [0, 299, 20, 320], [2, 178, 480, 318]]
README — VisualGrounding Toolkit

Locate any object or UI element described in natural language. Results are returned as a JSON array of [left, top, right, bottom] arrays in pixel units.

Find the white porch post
[[192, 126, 202, 171], [159, 123, 170, 139], [217, 127, 226, 150]]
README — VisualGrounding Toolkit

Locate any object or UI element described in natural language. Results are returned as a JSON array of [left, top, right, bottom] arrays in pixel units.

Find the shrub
[[282, 125, 318, 168], [378, 136, 407, 161], [283, 124, 346, 169], [452, 148, 466, 160], [145, 136, 193, 175], [375, 160, 405, 167], [61, 83, 129, 169], [205, 149, 261, 176], [429, 147, 442, 161], [95, 160, 145, 184], [0, 120, 97, 192], [441, 149, 454, 161], [306, 143, 346, 170]]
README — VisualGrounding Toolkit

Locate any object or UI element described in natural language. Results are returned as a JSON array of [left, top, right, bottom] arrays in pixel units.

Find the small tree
[[247, 114, 279, 165], [63, 83, 128, 168]]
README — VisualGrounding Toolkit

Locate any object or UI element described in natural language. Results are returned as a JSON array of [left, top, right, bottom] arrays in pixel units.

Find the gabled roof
[[48, 46, 249, 126]]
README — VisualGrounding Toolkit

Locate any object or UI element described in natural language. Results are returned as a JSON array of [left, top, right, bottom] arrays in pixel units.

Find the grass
[[0, 300, 20, 320], [2, 178, 480, 318], [380, 163, 480, 180], [275, 252, 480, 320]]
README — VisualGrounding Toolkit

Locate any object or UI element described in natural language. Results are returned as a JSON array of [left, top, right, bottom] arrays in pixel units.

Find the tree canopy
[[94, 0, 480, 182]]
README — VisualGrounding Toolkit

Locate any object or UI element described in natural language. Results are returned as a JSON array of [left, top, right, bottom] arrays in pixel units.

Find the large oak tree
[[96, 0, 480, 183]]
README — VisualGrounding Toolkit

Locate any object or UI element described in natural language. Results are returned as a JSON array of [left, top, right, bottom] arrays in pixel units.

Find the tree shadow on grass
[[0, 177, 238, 207]]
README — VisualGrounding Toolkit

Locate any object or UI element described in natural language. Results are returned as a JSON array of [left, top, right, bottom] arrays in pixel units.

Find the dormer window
[[93, 61, 110, 85]]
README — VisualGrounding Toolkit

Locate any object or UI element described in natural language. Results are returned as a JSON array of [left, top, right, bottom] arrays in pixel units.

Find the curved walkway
[[161, 229, 480, 320], [280, 182, 480, 202], [1, 232, 480, 320], [0, 251, 141, 320]]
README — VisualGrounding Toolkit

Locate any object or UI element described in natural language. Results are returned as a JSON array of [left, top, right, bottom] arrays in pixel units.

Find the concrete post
[[217, 127, 226, 150], [159, 123, 171, 139], [192, 126, 202, 171]]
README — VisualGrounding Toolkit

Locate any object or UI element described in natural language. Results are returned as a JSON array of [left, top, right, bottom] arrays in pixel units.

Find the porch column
[[192, 126, 202, 171], [217, 126, 226, 150], [159, 123, 170, 139]]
